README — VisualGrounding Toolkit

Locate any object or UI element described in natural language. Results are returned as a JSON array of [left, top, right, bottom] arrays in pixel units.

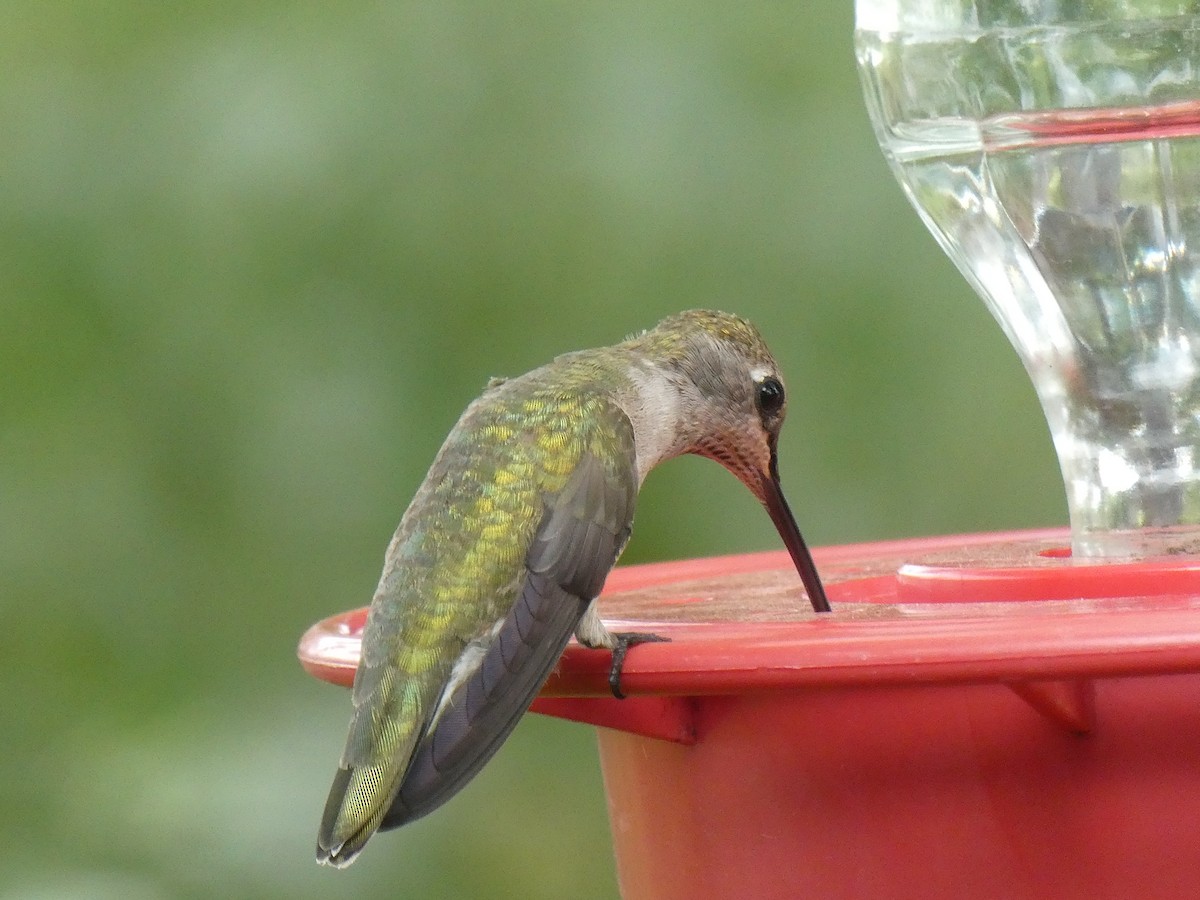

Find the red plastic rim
[[297, 528, 1200, 697]]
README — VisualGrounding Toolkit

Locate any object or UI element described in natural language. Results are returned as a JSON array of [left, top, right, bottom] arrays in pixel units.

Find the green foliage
[[0, 2, 1062, 898]]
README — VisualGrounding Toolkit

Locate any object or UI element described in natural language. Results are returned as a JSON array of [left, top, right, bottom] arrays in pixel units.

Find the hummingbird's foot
[[608, 631, 670, 700]]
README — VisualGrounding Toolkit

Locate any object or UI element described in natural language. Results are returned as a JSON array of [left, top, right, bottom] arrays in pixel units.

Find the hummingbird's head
[[635, 310, 790, 498], [630, 309, 830, 612]]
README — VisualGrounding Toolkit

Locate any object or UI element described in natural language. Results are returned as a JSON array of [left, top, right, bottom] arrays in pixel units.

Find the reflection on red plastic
[[1037, 545, 1072, 558], [896, 555, 1200, 603]]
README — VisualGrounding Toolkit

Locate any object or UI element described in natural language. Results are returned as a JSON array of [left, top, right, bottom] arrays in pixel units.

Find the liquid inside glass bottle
[[857, 7, 1200, 557]]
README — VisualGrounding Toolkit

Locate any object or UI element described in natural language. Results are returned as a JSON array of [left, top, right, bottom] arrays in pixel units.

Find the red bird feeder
[[300, 527, 1200, 899]]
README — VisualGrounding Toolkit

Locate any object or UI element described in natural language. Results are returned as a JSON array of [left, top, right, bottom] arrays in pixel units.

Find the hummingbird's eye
[[756, 376, 785, 417]]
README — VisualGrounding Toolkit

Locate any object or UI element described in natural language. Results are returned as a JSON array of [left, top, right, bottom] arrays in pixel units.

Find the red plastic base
[[598, 677, 1200, 899], [298, 528, 1200, 899]]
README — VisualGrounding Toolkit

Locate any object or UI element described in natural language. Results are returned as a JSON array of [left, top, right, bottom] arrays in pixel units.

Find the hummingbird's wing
[[380, 433, 637, 828], [317, 391, 637, 865]]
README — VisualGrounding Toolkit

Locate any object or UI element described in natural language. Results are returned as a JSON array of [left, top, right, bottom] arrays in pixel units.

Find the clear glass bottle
[[857, 0, 1200, 557]]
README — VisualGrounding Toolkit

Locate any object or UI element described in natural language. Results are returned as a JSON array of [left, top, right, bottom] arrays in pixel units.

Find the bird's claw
[[608, 631, 670, 699]]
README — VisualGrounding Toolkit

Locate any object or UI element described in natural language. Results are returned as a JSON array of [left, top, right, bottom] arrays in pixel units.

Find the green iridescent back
[[334, 351, 637, 824]]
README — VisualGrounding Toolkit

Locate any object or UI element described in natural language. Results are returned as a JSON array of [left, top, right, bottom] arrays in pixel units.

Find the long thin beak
[[759, 468, 831, 613]]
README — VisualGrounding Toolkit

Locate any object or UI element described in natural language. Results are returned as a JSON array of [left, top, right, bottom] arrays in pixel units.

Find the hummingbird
[[315, 309, 829, 867]]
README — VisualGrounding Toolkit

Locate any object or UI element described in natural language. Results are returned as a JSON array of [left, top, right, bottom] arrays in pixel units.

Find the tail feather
[[315, 764, 393, 868], [318, 630, 431, 866]]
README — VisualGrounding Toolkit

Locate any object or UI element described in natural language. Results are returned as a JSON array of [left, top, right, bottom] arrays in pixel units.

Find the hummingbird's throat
[[689, 436, 769, 502]]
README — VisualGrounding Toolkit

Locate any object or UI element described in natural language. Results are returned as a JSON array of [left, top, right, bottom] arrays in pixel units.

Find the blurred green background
[[1, 3, 1065, 899]]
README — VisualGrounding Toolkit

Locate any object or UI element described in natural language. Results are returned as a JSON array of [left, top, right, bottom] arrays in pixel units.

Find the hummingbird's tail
[[316, 763, 393, 868]]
